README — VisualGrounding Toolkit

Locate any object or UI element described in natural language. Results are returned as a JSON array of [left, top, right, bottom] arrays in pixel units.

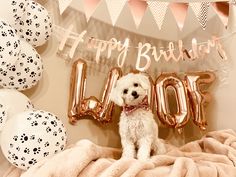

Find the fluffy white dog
[[111, 73, 166, 160]]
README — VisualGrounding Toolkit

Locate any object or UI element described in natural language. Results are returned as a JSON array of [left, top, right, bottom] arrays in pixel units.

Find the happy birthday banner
[[54, 23, 233, 71], [58, 0, 235, 30]]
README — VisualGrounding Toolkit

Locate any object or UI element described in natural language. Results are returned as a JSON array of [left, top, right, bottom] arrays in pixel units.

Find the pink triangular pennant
[[128, 0, 148, 28], [212, 2, 229, 28], [106, 0, 127, 25], [169, 3, 188, 30], [83, 0, 101, 21], [147, 1, 169, 30]]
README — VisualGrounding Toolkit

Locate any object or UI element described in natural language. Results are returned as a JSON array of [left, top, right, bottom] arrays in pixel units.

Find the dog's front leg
[[121, 138, 135, 159], [137, 137, 152, 161]]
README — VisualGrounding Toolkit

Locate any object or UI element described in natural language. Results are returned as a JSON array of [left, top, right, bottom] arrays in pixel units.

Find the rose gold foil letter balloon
[[68, 59, 122, 124], [185, 71, 215, 130], [148, 74, 156, 112], [155, 73, 190, 129]]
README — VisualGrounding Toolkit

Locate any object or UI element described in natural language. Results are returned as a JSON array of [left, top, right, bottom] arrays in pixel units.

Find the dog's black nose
[[132, 91, 137, 96], [132, 91, 139, 99]]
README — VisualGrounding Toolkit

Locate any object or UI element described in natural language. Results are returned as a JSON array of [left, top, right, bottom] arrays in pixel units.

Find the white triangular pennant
[[147, 1, 169, 30], [106, 0, 127, 25], [58, 0, 72, 15], [190, 2, 210, 30], [83, 0, 101, 21]]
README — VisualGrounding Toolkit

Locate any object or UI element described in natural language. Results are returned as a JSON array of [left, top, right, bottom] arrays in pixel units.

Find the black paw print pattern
[[50, 120, 57, 127], [28, 158, 37, 166], [35, 113, 42, 119], [44, 141, 50, 147], [32, 147, 41, 154], [23, 148, 30, 154], [43, 152, 49, 157], [31, 120, 38, 126], [0, 40, 43, 91], [16, 0, 52, 47], [0, 46, 4, 52], [20, 133, 29, 143], [2, 110, 67, 170], [26, 100, 34, 109], [0, 20, 20, 69], [30, 135, 35, 140], [13, 135, 18, 141], [0, 103, 7, 129], [38, 138, 42, 143], [16, 146, 20, 151], [12, 153, 19, 160], [46, 126, 52, 133], [53, 131, 58, 137], [11, 0, 27, 24]]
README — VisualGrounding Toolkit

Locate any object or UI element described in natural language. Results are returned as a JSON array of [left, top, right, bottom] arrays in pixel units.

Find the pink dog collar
[[123, 96, 149, 116]]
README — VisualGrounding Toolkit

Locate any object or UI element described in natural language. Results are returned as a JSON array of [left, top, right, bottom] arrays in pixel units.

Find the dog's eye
[[134, 83, 138, 87], [123, 89, 128, 94]]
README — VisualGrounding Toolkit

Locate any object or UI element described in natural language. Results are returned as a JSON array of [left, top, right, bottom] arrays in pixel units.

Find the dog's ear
[[138, 74, 150, 90], [110, 86, 124, 106]]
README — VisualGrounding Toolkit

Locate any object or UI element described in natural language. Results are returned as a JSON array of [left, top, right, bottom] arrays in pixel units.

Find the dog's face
[[111, 73, 150, 106]]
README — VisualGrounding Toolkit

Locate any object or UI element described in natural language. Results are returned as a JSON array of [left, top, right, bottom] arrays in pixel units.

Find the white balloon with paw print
[[0, 110, 67, 170], [0, 89, 33, 121], [0, 89, 33, 134], [0, 40, 43, 90], [16, 0, 52, 47], [0, 89, 33, 144], [0, 20, 21, 71], [0, 0, 27, 26]]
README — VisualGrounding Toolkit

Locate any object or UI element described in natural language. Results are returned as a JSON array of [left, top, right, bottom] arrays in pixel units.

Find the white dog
[[111, 73, 166, 160]]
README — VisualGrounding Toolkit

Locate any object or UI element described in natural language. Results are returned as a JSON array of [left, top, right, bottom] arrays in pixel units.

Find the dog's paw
[[122, 152, 135, 159], [137, 154, 150, 161]]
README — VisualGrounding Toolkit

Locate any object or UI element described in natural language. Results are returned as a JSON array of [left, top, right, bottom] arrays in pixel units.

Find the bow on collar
[[123, 96, 149, 116]]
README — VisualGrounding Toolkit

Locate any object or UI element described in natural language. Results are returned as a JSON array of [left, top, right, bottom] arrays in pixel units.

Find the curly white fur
[[111, 73, 166, 160]]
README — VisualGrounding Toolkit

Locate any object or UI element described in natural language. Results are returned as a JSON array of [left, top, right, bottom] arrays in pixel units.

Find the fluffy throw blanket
[[3, 129, 236, 177]]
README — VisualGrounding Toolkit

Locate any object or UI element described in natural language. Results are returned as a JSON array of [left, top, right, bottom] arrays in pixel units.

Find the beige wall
[[1, 1, 236, 175]]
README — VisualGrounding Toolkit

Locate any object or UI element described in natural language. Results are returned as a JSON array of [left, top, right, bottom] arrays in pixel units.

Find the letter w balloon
[[68, 59, 122, 123]]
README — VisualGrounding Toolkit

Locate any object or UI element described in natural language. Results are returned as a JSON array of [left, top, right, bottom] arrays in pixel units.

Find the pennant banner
[[147, 1, 169, 30], [170, 3, 188, 30], [106, 0, 126, 25], [128, 0, 148, 28], [58, 0, 72, 15], [58, 0, 233, 31], [212, 2, 229, 27], [190, 2, 210, 30], [83, 0, 101, 21]]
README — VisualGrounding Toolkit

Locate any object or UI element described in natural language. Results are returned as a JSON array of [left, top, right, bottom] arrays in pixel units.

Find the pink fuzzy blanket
[[4, 129, 236, 177]]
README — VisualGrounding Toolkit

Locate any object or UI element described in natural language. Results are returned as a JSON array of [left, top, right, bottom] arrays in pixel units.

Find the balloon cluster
[[0, 89, 67, 170], [0, 1, 66, 170], [0, 0, 52, 90]]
